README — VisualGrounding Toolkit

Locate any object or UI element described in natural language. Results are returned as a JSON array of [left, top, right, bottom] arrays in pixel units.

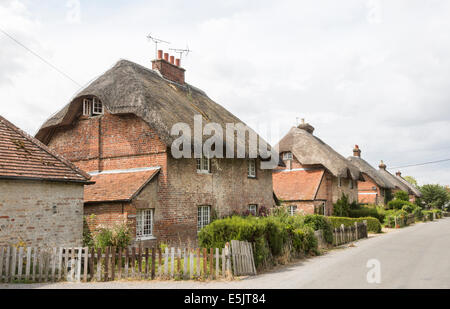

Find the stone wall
[[0, 179, 84, 247]]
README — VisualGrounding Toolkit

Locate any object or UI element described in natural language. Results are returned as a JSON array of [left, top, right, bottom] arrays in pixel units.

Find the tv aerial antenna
[[169, 46, 192, 60], [147, 33, 170, 58]]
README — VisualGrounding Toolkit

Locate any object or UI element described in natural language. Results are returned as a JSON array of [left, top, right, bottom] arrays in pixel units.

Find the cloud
[[1, 0, 450, 185]]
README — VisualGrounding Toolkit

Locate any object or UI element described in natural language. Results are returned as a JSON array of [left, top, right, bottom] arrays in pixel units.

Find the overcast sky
[[1, 0, 449, 185]]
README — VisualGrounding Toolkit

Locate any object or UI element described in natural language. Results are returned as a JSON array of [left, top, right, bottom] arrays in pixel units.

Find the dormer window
[[83, 98, 103, 116], [283, 152, 293, 161]]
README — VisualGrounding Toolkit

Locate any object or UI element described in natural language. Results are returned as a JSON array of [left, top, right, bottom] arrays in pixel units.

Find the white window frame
[[196, 156, 211, 174], [136, 209, 155, 240], [92, 98, 104, 115], [248, 204, 258, 216], [283, 152, 293, 161], [288, 205, 297, 216], [197, 206, 211, 232], [83, 98, 92, 116], [248, 159, 256, 178]]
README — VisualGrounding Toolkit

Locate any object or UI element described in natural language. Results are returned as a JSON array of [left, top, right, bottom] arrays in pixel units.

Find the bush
[[92, 222, 132, 250], [327, 216, 382, 233], [333, 194, 350, 217], [394, 191, 409, 201], [348, 206, 386, 223], [198, 214, 324, 269], [384, 210, 409, 227], [303, 214, 333, 244]]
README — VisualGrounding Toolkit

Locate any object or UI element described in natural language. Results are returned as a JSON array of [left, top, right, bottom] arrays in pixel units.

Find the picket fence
[[0, 241, 258, 283], [333, 221, 368, 246]]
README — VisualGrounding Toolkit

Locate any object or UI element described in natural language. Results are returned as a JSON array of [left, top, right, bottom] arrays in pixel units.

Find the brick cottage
[[273, 121, 362, 216], [347, 145, 395, 206], [36, 52, 275, 245], [0, 115, 92, 247]]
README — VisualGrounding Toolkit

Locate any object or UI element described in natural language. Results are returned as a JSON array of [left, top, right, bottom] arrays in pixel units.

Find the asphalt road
[[2, 218, 450, 289]]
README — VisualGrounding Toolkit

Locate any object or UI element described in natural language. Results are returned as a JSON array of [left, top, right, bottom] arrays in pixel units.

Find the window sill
[[136, 236, 156, 241], [248, 175, 257, 179], [197, 171, 212, 175]]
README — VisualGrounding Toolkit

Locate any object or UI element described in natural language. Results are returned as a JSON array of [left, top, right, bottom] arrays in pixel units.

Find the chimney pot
[[396, 171, 402, 177], [175, 58, 180, 66], [170, 55, 175, 64], [157, 50, 163, 59], [164, 53, 169, 61], [379, 160, 387, 170], [353, 145, 361, 157]]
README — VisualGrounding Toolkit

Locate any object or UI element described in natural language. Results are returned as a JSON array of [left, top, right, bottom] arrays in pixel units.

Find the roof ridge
[[0, 115, 91, 182]]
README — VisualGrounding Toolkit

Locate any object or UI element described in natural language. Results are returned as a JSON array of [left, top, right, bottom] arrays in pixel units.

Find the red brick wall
[[357, 174, 382, 205], [46, 111, 274, 245]]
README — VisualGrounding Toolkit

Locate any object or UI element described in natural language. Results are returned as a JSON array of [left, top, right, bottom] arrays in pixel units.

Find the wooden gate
[[230, 240, 256, 276]]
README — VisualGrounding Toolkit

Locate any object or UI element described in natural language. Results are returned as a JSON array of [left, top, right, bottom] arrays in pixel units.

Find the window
[[83, 99, 92, 116], [248, 159, 256, 178], [83, 97, 103, 116], [283, 152, 293, 160], [349, 179, 354, 189], [197, 206, 211, 232], [314, 204, 325, 215], [338, 177, 342, 187], [288, 205, 297, 216], [92, 98, 104, 115], [248, 204, 258, 216], [196, 156, 210, 173], [136, 209, 154, 239]]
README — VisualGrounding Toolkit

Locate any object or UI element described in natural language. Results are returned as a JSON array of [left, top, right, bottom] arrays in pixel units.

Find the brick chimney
[[379, 160, 387, 170], [297, 118, 315, 134], [152, 49, 185, 84], [396, 171, 402, 177], [353, 145, 361, 157]]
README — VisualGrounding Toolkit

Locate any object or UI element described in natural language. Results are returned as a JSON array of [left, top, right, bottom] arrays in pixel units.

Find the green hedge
[[198, 215, 321, 269], [327, 216, 382, 233], [348, 207, 385, 223]]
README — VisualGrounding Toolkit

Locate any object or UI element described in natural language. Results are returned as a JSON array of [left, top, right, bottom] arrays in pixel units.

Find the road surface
[[2, 218, 450, 289]]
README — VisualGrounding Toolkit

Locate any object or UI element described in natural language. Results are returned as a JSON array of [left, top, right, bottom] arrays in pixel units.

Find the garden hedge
[[348, 207, 385, 223], [327, 216, 382, 233]]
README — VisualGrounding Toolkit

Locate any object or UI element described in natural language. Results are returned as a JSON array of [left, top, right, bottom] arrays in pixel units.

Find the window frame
[[136, 208, 155, 240], [338, 177, 342, 187], [196, 156, 211, 174], [92, 98, 104, 115], [197, 206, 211, 232], [349, 179, 354, 189], [314, 203, 325, 215], [248, 204, 258, 216], [248, 159, 257, 178], [83, 98, 92, 116], [282, 152, 293, 161], [288, 205, 297, 216]]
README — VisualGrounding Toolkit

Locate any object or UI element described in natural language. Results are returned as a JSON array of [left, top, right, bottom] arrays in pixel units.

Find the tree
[[404, 176, 418, 187], [420, 184, 450, 209], [394, 190, 409, 202]]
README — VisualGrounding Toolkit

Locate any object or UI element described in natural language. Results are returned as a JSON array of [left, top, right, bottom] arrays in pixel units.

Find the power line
[[388, 158, 450, 170], [0, 27, 82, 87]]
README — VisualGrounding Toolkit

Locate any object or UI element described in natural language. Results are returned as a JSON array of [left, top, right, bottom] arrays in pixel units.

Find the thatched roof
[[378, 164, 412, 193], [276, 125, 363, 181], [396, 175, 422, 198], [35, 59, 269, 157], [347, 156, 395, 189]]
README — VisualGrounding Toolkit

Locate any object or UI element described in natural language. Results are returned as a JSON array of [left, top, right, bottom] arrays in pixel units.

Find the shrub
[[394, 191, 409, 201], [303, 214, 333, 243], [384, 209, 409, 227], [327, 216, 382, 233], [348, 206, 386, 223], [92, 222, 132, 250], [82, 216, 94, 247], [333, 194, 350, 217], [198, 214, 322, 269]]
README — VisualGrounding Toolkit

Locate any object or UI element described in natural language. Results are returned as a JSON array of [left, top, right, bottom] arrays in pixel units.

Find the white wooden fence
[[0, 241, 257, 283]]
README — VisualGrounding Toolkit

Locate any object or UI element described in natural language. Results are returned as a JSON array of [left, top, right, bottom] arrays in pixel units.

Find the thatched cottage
[[395, 171, 422, 203], [347, 145, 395, 206], [35, 52, 275, 245], [273, 121, 362, 216], [377, 161, 422, 203], [0, 115, 91, 247]]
